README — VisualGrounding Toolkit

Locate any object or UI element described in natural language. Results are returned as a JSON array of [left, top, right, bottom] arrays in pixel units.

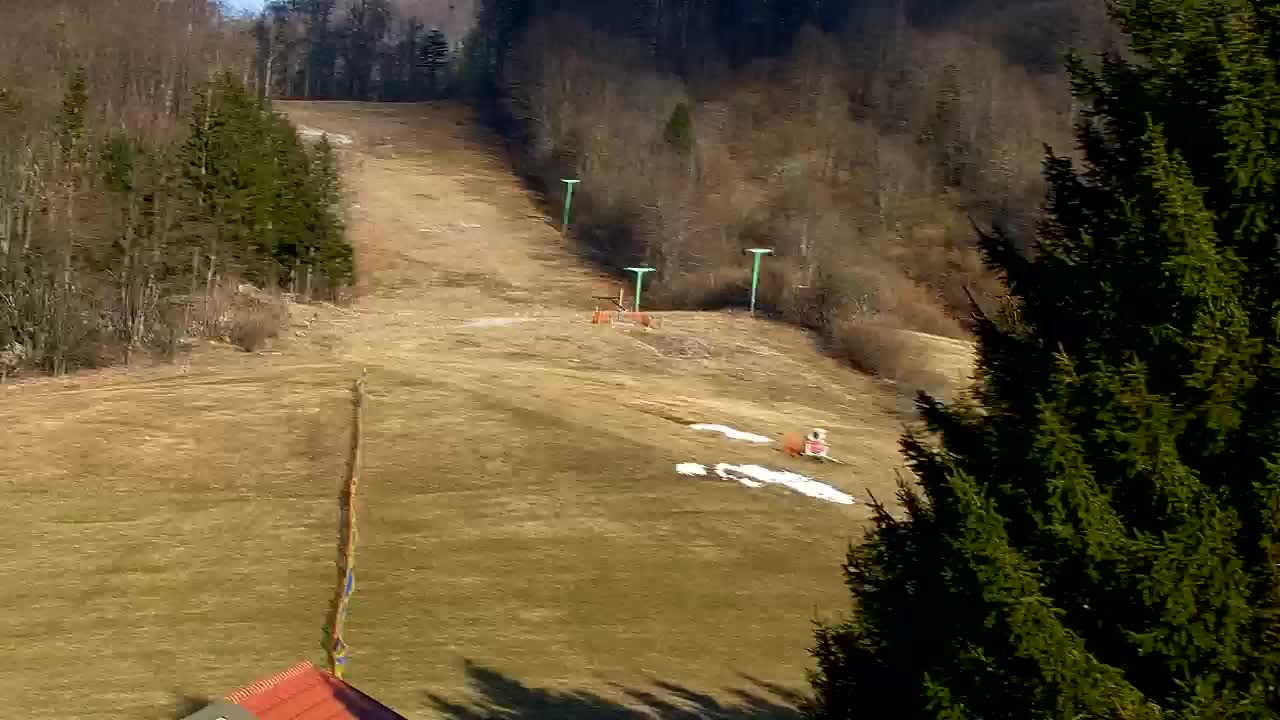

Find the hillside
[[0, 101, 973, 719]]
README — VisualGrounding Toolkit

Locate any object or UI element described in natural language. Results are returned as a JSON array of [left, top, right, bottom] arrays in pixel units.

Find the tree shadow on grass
[[425, 660, 805, 720], [172, 693, 213, 719]]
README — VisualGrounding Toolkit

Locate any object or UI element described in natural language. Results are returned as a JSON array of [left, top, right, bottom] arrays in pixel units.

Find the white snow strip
[[462, 317, 535, 328], [716, 464, 855, 505], [689, 424, 773, 444], [677, 462, 855, 505], [298, 126, 353, 146], [420, 222, 484, 234]]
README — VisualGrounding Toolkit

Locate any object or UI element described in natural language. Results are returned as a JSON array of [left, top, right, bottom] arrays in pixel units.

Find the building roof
[[209, 662, 406, 720]]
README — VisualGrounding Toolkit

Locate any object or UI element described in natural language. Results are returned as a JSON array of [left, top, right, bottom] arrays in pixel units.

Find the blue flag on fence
[[332, 566, 355, 677]]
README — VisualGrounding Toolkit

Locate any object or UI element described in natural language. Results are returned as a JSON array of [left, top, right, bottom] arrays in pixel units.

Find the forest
[[255, 0, 468, 100], [0, 0, 479, 378], [0, 0, 349, 376], [808, 0, 1280, 715], [463, 0, 1119, 386]]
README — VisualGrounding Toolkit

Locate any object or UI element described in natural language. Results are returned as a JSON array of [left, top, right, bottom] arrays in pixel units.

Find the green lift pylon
[[560, 179, 580, 236], [624, 267, 656, 313], [745, 248, 773, 316]]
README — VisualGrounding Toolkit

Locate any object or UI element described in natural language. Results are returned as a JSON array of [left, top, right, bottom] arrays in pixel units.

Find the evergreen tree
[[179, 75, 348, 291], [57, 66, 89, 156], [307, 135, 351, 282], [340, 0, 391, 100], [421, 29, 451, 98], [808, 0, 1280, 717], [398, 17, 426, 101], [663, 102, 695, 155], [298, 0, 338, 98]]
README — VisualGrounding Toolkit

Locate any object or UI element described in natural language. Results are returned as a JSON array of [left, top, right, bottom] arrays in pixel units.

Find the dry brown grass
[[832, 319, 948, 397], [226, 294, 290, 352], [0, 102, 974, 720], [877, 274, 970, 340]]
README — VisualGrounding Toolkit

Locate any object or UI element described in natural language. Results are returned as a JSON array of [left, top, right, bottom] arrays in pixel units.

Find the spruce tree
[[663, 102, 695, 155], [808, 0, 1280, 717], [57, 66, 89, 156], [179, 75, 349, 293], [421, 29, 451, 98], [308, 135, 351, 281]]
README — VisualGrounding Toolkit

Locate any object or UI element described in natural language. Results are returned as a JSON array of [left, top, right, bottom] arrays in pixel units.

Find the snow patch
[[689, 424, 773, 444], [462, 317, 536, 328], [419, 222, 483, 233], [676, 462, 855, 505], [298, 126, 353, 146]]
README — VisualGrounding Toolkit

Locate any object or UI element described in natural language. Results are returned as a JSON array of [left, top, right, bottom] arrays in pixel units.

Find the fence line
[[328, 369, 366, 678]]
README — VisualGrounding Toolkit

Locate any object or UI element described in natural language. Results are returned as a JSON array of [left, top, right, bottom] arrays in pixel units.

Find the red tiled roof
[[225, 662, 406, 720]]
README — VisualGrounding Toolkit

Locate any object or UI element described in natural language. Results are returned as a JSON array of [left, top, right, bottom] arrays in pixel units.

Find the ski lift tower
[[745, 248, 774, 317], [560, 179, 580, 236], [624, 267, 657, 313]]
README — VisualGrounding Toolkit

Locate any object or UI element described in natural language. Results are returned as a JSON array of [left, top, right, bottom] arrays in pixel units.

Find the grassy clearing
[[1, 356, 867, 720], [0, 363, 351, 719], [0, 102, 971, 719], [345, 369, 866, 714]]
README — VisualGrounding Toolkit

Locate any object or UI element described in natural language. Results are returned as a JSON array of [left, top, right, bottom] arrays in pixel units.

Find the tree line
[[464, 0, 1114, 391], [255, 0, 455, 101], [0, 0, 350, 377], [809, 0, 1280, 715]]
